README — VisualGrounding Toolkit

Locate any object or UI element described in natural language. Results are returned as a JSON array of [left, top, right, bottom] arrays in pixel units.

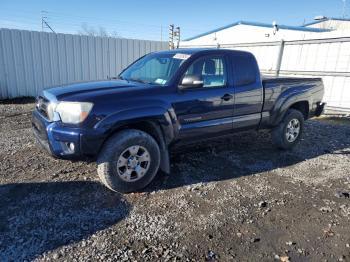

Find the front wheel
[[97, 129, 160, 193], [271, 109, 304, 150]]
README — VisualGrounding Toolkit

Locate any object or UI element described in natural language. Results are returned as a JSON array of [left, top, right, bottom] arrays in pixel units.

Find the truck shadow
[[148, 119, 350, 190], [0, 181, 130, 261]]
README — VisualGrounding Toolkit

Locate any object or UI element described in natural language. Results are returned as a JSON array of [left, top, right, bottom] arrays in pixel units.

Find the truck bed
[[261, 75, 324, 122], [262, 75, 322, 83]]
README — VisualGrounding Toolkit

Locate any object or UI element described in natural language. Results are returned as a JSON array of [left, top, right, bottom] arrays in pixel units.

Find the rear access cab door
[[230, 52, 263, 130]]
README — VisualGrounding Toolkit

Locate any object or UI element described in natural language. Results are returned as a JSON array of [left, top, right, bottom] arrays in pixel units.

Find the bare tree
[[110, 30, 123, 38], [98, 26, 108, 37], [78, 23, 121, 38], [79, 23, 97, 36]]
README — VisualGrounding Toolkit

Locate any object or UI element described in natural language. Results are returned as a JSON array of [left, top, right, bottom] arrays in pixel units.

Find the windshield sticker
[[155, 78, 167, 85], [173, 53, 191, 60]]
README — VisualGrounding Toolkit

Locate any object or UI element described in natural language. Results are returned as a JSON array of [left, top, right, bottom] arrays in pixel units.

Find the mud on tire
[[97, 129, 160, 193], [271, 109, 305, 150]]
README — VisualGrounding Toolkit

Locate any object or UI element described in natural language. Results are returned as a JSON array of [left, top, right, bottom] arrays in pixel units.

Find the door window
[[231, 54, 258, 86], [184, 56, 227, 88]]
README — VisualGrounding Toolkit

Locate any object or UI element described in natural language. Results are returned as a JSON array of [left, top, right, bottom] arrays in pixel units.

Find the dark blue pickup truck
[[32, 48, 325, 192]]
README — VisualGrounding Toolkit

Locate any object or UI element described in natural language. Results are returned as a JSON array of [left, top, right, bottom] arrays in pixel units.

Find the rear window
[[231, 53, 258, 86]]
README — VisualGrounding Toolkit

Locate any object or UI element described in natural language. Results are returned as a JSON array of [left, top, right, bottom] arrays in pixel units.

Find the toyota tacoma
[[32, 48, 325, 192]]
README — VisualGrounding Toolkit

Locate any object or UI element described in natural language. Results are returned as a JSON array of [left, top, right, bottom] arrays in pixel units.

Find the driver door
[[172, 55, 235, 143]]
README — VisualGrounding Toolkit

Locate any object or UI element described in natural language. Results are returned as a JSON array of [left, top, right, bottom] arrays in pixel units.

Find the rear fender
[[270, 88, 311, 126]]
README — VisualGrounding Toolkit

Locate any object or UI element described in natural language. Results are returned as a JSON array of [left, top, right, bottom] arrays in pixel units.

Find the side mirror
[[180, 75, 204, 89]]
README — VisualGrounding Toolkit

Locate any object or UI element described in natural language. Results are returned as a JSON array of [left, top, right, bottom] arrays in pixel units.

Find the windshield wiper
[[110, 76, 149, 84], [109, 75, 130, 83], [128, 78, 150, 84], [109, 75, 125, 80]]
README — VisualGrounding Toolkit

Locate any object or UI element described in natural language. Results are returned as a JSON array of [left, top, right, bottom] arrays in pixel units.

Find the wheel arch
[[99, 117, 171, 174], [289, 101, 309, 120], [271, 97, 310, 126]]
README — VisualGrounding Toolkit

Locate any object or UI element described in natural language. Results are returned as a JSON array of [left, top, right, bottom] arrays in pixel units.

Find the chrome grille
[[35, 96, 50, 119]]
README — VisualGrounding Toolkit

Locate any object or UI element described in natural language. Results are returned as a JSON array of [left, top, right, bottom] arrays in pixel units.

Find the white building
[[304, 17, 350, 30], [181, 21, 330, 46], [180, 18, 350, 113], [181, 17, 350, 46]]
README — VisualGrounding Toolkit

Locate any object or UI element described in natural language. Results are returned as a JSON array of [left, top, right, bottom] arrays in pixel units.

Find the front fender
[[95, 106, 176, 174], [95, 106, 176, 145]]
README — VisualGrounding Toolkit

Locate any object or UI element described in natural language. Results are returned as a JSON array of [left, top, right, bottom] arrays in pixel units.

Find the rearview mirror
[[180, 75, 204, 89]]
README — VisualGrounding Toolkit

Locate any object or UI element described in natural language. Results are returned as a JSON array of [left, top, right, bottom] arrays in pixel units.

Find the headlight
[[46, 103, 57, 121], [55, 102, 93, 124]]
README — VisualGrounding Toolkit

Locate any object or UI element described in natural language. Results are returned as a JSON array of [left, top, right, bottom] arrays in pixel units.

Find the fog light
[[69, 142, 75, 151], [68, 142, 75, 152]]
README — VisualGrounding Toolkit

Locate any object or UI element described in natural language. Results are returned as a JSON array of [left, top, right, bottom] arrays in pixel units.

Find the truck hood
[[42, 79, 144, 101]]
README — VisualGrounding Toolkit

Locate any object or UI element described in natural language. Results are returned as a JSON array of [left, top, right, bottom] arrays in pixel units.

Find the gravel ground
[[0, 99, 350, 261]]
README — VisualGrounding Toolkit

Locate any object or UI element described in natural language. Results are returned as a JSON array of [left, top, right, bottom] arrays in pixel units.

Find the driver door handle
[[221, 93, 233, 101]]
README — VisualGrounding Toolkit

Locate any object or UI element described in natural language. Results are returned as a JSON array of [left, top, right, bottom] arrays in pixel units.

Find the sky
[[0, 0, 349, 41]]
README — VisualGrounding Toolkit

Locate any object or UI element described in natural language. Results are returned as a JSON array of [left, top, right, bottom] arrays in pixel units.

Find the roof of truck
[[155, 48, 252, 56]]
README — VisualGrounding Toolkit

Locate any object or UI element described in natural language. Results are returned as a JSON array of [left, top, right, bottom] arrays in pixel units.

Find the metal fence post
[[275, 39, 285, 77]]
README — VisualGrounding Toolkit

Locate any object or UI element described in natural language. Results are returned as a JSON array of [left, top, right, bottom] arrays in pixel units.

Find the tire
[[271, 109, 304, 150], [97, 129, 160, 193]]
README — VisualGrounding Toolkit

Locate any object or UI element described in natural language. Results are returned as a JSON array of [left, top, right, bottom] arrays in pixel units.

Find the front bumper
[[32, 110, 105, 160]]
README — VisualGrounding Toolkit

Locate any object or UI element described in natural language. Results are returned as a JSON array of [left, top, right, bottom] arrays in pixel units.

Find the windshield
[[119, 53, 190, 85]]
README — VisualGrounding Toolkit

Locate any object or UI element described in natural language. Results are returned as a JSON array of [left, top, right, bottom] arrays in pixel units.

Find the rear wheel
[[97, 129, 160, 193], [271, 109, 304, 150]]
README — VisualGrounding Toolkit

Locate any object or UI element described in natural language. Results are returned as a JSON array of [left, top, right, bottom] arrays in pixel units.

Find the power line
[[0, 18, 161, 40], [0, 9, 165, 40], [0, 9, 208, 39], [44, 10, 165, 40], [0, 8, 162, 28], [1, 9, 210, 40], [43, 10, 162, 29]]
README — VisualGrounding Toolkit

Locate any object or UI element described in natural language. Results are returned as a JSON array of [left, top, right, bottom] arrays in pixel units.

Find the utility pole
[[168, 24, 181, 49], [41, 10, 46, 32], [174, 26, 180, 48], [168, 24, 174, 49], [41, 10, 55, 33], [160, 25, 163, 42]]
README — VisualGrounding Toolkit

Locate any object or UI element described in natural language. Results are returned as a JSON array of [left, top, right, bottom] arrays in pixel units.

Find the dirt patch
[[318, 115, 350, 126], [1, 101, 350, 261]]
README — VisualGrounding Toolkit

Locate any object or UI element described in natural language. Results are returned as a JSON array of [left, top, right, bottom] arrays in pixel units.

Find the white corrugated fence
[[181, 37, 350, 113], [0, 28, 168, 99]]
